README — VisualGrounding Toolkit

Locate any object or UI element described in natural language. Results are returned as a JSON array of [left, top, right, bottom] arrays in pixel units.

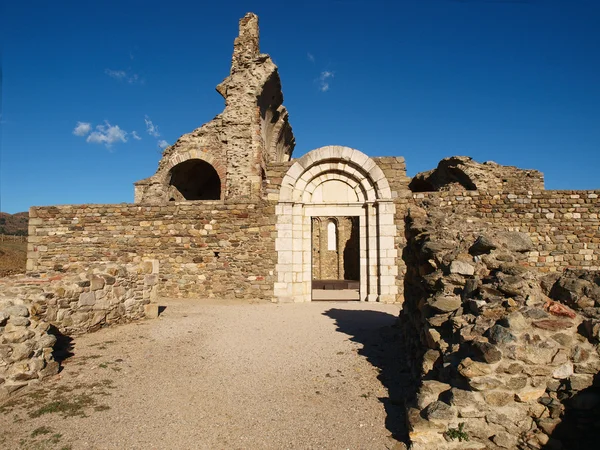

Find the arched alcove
[[168, 159, 221, 200]]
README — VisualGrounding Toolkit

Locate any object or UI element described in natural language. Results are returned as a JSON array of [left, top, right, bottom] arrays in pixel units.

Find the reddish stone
[[532, 319, 574, 331], [544, 300, 576, 319]]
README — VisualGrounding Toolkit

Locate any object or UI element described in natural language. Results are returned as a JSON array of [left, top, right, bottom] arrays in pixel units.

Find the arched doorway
[[168, 159, 221, 200], [274, 146, 398, 303]]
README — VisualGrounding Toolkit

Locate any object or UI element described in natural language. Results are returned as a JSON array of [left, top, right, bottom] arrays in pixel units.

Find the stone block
[[144, 303, 159, 319]]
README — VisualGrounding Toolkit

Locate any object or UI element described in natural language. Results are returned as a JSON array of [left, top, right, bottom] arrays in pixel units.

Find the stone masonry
[[4, 12, 600, 447]]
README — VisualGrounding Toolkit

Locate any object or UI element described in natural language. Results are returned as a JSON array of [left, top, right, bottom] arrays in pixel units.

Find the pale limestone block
[[278, 251, 292, 264], [275, 239, 292, 251], [380, 236, 395, 250]]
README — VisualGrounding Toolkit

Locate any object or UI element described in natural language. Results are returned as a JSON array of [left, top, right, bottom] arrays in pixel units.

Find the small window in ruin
[[168, 159, 221, 200], [327, 221, 337, 251]]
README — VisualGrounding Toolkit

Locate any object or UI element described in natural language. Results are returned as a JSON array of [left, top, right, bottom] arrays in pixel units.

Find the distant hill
[[0, 212, 29, 236]]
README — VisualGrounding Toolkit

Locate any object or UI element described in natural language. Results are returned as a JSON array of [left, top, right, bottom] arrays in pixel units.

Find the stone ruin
[[2, 12, 600, 449]]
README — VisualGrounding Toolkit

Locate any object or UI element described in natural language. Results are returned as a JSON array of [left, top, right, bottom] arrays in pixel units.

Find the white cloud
[[157, 140, 169, 149], [132, 131, 142, 140], [144, 115, 161, 137], [105, 68, 140, 84], [307, 52, 315, 63], [73, 122, 91, 136], [85, 122, 128, 147], [318, 71, 334, 92]]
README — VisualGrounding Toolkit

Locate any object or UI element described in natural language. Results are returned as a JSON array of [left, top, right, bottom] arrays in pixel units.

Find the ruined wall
[[413, 190, 600, 272], [0, 299, 58, 401], [410, 156, 544, 192], [0, 260, 159, 400], [135, 13, 295, 204], [400, 207, 600, 449], [27, 203, 277, 300]]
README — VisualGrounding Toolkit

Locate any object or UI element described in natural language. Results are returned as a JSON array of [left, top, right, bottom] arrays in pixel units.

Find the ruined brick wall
[[413, 190, 600, 272], [27, 202, 278, 300]]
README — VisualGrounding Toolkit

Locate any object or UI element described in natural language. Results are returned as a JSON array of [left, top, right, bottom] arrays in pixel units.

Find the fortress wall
[[27, 202, 278, 300], [413, 190, 600, 271]]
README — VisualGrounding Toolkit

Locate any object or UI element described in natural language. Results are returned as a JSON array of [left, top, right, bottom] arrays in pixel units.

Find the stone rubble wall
[[400, 207, 600, 449], [410, 156, 545, 192], [0, 299, 59, 402], [27, 202, 277, 300], [0, 260, 159, 401], [413, 190, 600, 272]]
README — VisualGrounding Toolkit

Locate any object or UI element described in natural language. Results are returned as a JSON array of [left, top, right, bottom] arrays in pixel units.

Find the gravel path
[[1, 299, 408, 449]]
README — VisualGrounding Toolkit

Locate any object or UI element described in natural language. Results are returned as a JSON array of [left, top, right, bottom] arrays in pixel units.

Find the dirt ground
[[0, 240, 26, 277], [0, 299, 411, 450]]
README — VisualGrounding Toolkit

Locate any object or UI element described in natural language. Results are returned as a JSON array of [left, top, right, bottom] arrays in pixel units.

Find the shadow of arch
[[169, 159, 221, 200], [323, 308, 414, 444]]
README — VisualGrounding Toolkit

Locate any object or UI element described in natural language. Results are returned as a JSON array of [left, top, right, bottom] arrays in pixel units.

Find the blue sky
[[1, 0, 599, 213]]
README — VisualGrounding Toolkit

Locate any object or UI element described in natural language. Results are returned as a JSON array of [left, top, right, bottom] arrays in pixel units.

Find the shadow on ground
[[324, 308, 414, 443], [48, 324, 74, 367]]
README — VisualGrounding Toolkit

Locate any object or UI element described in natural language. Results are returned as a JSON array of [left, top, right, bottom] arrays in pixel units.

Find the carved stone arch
[[274, 145, 398, 303]]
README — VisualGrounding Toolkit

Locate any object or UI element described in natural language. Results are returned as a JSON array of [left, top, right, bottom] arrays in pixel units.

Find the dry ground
[[0, 299, 411, 450], [0, 240, 27, 277]]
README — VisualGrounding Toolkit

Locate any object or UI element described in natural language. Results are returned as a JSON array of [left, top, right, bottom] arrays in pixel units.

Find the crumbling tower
[[134, 12, 295, 204]]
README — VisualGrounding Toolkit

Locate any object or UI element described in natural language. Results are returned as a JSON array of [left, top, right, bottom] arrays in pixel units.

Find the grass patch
[[31, 426, 53, 437], [29, 394, 96, 418]]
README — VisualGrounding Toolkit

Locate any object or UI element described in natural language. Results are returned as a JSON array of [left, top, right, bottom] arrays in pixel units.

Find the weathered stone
[[458, 358, 491, 378], [469, 376, 502, 391], [78, 291, 96, 307], [450, 260, 475, 276], [492, 431, 518, 449], [544, 300, 576, 319], [447, 388, 478, 407], [515, 388, 546, 403], [10, 341, 35, 361], [499, 312, 528, 331], [5, 305, 29, 318], [422, 401, 456, 420], [471, 341, 502, 364], [469, 235, 497, 255], [505, 376, 528, 390], [483, 391, 512, 407], [428, 294, 462, 313], [569, 374, 594, 391], [537, 418, 561, 435], [532, 319, 574, 331], [2, 329, 34, 344], [552, 363, 574, 379], [487, 324, 516, 345], [90, 275, 105, 291]]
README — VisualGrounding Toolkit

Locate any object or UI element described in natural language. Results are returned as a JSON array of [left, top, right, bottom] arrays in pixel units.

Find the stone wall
[[0, 299, 58, 401], [2, 261, 159, 335], [0, 260, 159, 400], [410, 156, 544, 192], [27, 202, 277, 300], [413, 190, 600, 272], [400, 206, 600, 449]]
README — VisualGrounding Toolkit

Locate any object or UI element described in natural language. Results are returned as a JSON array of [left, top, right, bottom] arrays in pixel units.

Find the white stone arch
[[274, 145, 398, 303]]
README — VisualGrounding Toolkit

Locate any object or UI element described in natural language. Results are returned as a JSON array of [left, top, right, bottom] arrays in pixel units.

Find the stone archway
[[274, 145, 398, 303]]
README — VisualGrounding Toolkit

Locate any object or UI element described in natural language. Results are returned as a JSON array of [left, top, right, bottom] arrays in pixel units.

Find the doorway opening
[[311, 216, 360, 301]]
